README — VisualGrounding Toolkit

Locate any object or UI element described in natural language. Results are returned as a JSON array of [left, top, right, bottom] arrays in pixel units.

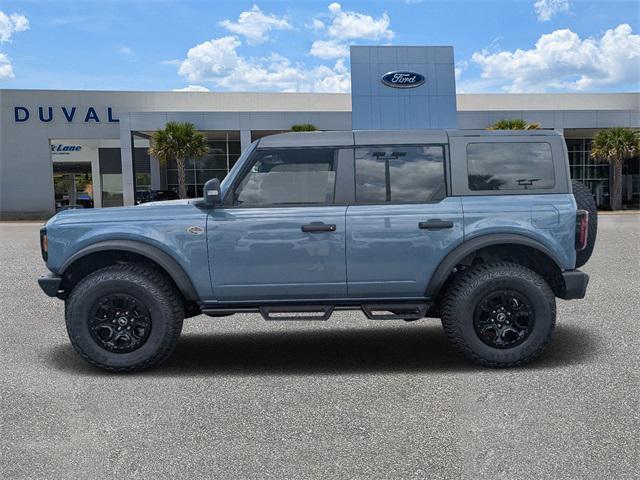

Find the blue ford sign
[[381, 71, 425, 88]]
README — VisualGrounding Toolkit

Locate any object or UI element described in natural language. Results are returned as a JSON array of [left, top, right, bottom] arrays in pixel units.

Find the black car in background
[[135, 190, 180, 204]]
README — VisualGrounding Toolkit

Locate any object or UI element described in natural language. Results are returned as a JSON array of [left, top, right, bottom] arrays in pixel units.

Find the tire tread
[[572, 180, 598, 268], [65, 264, 184, 372], [440, 262, 556, 368]]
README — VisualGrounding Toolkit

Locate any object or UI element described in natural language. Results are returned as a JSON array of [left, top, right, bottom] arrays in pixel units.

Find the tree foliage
[[291, 123, 318, 132], [590, 127, 640, 210], [148, 122, 209, 199]]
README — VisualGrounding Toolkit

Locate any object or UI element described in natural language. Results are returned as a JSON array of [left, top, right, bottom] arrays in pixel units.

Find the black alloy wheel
[[473, 290, 534, 349], [88, 293, 152, 353], [440, 262, 556, 367]]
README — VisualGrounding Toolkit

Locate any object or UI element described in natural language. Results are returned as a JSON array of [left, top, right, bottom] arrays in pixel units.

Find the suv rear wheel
[[440, 262, 555, 367], [65, 264, 184, 372]]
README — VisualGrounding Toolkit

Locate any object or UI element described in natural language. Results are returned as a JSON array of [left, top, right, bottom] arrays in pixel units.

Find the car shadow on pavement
[[47, 323, 597, 377]]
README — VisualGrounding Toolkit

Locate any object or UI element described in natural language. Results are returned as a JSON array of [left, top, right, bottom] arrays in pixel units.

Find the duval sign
[[14, 106, 119, 123], [381, 71, 426, 88]]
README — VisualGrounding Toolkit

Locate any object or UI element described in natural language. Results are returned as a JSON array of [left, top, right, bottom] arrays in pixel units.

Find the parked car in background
[[135, 189, 179, 205]]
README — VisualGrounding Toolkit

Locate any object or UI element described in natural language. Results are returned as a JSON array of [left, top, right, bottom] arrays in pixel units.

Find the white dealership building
[[1, 46, 638, 219]]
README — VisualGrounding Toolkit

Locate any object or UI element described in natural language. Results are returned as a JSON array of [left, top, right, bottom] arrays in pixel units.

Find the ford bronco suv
[[38, 130, 596, 372]]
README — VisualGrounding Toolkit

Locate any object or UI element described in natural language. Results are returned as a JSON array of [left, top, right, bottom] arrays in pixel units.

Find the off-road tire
[[440, 262, 556, 368], [572, 180, 597, 268], [65, 264, 184, 372]]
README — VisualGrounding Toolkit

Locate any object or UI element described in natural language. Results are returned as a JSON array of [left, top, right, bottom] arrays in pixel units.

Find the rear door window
[[467, 142, 555, 191], [355, 145, 446, 203]]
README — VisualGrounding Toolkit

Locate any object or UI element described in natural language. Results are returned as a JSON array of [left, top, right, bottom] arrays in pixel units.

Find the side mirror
[[203, 178, 221, 207]]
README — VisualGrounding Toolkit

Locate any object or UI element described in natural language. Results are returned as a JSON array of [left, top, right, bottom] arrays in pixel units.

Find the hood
[[46, 200, 200, 227]]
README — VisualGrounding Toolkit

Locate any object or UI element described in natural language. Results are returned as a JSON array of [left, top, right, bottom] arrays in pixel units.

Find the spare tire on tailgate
[[572, 180, 597, 268]]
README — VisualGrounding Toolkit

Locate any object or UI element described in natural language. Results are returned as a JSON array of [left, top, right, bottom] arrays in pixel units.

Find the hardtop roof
[[256, 129, 562, 148]]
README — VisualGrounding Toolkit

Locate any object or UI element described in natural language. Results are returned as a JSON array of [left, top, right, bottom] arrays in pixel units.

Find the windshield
[[219, 140, 258, 199]]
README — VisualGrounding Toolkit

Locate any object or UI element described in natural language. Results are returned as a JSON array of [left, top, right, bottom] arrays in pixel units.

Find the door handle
[[301, 222, 337, 233], [419, 219, 454, 230]]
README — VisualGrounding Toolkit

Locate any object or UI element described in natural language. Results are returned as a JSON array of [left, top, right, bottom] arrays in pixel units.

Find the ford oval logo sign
[[381, 71, 425, 88]]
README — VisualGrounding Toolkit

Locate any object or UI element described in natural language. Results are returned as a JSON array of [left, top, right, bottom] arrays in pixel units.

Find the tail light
[[575, 210, 589, 251], [40, 227, 48, 261]]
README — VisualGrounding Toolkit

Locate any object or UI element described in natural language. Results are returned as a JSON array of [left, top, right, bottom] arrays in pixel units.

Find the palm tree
[[590, 127, 640, 210], [148, 122, 209, 199], [488, 119, 540, 130], [291, 123, 318, 132]]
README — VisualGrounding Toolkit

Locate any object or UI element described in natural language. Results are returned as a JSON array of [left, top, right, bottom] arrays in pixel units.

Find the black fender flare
[[60, 240, 199, 302], [426, 234, 564, 297]]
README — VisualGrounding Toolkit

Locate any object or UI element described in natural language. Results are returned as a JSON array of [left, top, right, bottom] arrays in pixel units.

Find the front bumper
[[38, 273, 62, 297], [558, 270, 589, 300]]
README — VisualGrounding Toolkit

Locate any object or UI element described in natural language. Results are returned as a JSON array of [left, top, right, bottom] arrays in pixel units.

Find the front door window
[[233, 148, 338, 206]]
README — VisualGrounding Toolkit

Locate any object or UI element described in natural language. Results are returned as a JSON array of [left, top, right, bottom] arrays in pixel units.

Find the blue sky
[[0, 0, 638, 93]]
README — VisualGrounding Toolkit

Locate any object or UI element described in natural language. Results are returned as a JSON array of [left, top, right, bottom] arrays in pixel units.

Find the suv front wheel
[[65, 264, 184, 372], [440, 262, 556, 367]]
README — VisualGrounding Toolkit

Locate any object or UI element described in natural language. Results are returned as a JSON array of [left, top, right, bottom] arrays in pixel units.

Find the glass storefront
[[566, 138, 610, 208], [165, 131, 241, 198], [567, 137, 640, 209], [53, 162, 93, 210]]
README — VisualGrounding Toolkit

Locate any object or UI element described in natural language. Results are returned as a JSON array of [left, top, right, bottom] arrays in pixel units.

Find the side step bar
[[361, 303, 428, 320], [202, 302, 429, 321], [259, 305, 334, 321]]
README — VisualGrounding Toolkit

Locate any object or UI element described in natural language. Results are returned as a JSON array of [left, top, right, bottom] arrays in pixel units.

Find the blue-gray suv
[[38, 129, 596, 371]]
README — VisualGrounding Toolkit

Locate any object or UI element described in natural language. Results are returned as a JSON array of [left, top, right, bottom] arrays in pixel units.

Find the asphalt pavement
[[1, 215, 638, 479]]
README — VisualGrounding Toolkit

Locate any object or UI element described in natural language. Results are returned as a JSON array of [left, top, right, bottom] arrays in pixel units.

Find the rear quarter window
[[467, 142, 555, 191]]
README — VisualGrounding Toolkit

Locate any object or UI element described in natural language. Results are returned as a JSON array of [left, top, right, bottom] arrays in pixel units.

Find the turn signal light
[[40, 227, 48, 261]]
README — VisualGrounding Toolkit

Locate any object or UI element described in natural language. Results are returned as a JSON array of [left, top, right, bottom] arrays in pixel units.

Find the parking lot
[[1, 215, 638, 479]]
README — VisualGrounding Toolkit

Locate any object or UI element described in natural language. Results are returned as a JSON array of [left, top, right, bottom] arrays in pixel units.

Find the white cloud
[[310, 39, 349, 59], [534, 0, 570, 21], [309, 3, 393, 59], [323, 2, 393, 41], [176, 35, 350, 93], [0, 52, 14, 79], [455, 60, 468, 81], [311, 18, 325, 32], [173, 85, 210, 92], [219, 5, 291, 45], [118, 46, 134, 56], [178, 36, 242, 82], [471, 24, 640, 92], [0, 11, 29, 43]]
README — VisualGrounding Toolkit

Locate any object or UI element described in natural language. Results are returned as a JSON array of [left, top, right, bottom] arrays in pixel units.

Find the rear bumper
[[559, 270, 589, 300], [38, 273, 62, 297]]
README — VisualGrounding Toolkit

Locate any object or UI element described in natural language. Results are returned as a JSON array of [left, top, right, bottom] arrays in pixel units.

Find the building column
[[119, 115, 135, 206], [240, 129, 252, 152], [91, 149, 102, 208]]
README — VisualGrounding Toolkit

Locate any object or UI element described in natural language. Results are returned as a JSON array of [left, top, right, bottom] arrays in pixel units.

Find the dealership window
[[566, 138, 610, 208], [99, 148, 124, 207], [467, 142, 555, 191], [165, 131, 241, 198], [134, 147, 151, 192], [567, 137, 640, 209], [233, 148, 337, 206], [52, 162, 94, 210], [355, 145, 446, 203]]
